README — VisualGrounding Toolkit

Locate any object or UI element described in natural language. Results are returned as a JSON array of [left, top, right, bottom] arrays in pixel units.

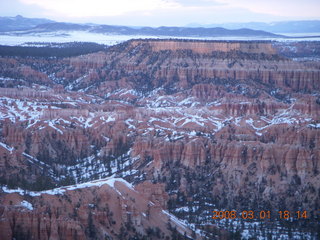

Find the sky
[[1, 0, 320, 26]]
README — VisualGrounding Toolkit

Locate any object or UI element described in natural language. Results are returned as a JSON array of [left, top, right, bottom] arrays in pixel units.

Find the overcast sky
[[1, 0, 320, 26]]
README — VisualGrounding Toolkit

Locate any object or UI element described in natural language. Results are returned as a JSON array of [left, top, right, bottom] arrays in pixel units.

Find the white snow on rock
[[308, 123, 320, 128], [20, 200, 33, 210], [1, 31, 320, 46], [2, 177, 134, 197], [0, 142, 14, 153], [47, 121, 64, 134], [100, 115, 115, 123], [125, 119, 136, 129], [22, 152, 53, 170], [161, 210, 193, 238]]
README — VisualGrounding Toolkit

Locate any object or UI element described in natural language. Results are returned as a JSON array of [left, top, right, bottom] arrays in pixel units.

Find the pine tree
[[87, 211, 96, 239]]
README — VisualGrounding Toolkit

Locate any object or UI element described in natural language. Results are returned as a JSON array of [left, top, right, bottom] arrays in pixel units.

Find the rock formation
[[0, 39, 319, 239]]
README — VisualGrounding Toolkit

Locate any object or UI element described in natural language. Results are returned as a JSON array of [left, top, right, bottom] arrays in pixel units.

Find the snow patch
[[20, 200, 33, 210], [48, 121, 63, 134], [0, 142, 14, 153], [308, 123, 320, 128], [2, 176, 134, 197], [125, 119, 135, 129]]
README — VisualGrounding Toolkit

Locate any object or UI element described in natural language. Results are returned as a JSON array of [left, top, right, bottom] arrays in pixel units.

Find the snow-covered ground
[[2, 176, 134, 197], [1, 31, 320, 46], [0, 31, 155, 46], [20, 200, 33, 210]]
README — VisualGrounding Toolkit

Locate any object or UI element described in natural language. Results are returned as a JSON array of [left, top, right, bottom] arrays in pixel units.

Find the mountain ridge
[[0, 15, 54, 32], [186, 20, 320, 33], [0, 15, 283, 38]]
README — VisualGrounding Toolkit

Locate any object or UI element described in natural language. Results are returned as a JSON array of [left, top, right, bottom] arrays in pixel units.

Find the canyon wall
[[131, 40, 277, 54]]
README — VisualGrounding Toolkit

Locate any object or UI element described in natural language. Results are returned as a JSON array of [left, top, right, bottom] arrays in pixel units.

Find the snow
[[57, 118, 71, 124], [2, 176, 134, 197], [245, 106, 308, 133], [66, 74, 88, 90], [0, 97, 48, 123], [0, 142, 14, 153], [234, 117, 242, 126], [1, 31, 320, 46], [241, 230, 251, 239], [102, 136, 110, 142], [308, 123, 320, 128], [117, 88, 140, 97], [1, 186, 25, 195], [84, 116, 94, 128], [48, 121, 64, 134], [181, 116, 204, 127], [208, 117, 224, 131], [162, 210, 193, 237], [255, 131, 262, 136], [178, 97, 196, 106], [162, 210, 188, 228], [1, 93, 314, 149], [125, 119, 136, 129], [101, 115, 115, 123], [26, 119, 39, 129], [104, 177, 135, 190], [211, 211, 314, 240], [189, 130, 197, 136], [174, 206, 189, 212], [20, 200, 33, 210], [0, 32, 177, 46], [22, 152, 52, 170]]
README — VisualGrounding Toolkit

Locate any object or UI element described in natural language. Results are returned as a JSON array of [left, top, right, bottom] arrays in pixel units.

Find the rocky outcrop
[[0, 179, 199, 240], [1, 40, 319, 93], [102, 40, 320, 92], [41, 109, 89, 119], [0, 87, 53, 98], [130, 40, 277, 54], [69, 52, 107, 68]]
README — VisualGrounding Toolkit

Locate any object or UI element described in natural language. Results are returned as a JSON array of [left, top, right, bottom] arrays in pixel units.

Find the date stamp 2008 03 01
[[212, 210, 308, 220]]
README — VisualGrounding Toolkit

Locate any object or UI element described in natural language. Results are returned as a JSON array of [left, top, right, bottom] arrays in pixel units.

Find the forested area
[[0, 42, 108, 58]]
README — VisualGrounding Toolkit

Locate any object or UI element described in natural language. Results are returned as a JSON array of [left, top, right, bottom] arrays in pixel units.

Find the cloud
[[215, 0, 320, 18], [174, 0, 224, 7], [20, 0, 180, 17], [14, 0, 320, 26]]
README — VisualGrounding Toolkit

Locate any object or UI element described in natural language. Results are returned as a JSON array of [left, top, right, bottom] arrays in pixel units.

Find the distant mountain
[[34, 22, 90, 32], [95, 25, 281, 37], [2, 16, 319, 36], [0, 15, 283, 38], [20, 21, 282, 38], [187, 20, 320, 34], [0, 15, 54, 32]]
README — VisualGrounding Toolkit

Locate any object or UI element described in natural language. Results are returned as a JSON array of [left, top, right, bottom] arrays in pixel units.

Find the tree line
[[0, 42, 108, 58]]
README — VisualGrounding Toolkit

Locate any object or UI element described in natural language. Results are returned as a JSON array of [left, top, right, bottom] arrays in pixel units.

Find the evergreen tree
[[87, 211, 96, 239]]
